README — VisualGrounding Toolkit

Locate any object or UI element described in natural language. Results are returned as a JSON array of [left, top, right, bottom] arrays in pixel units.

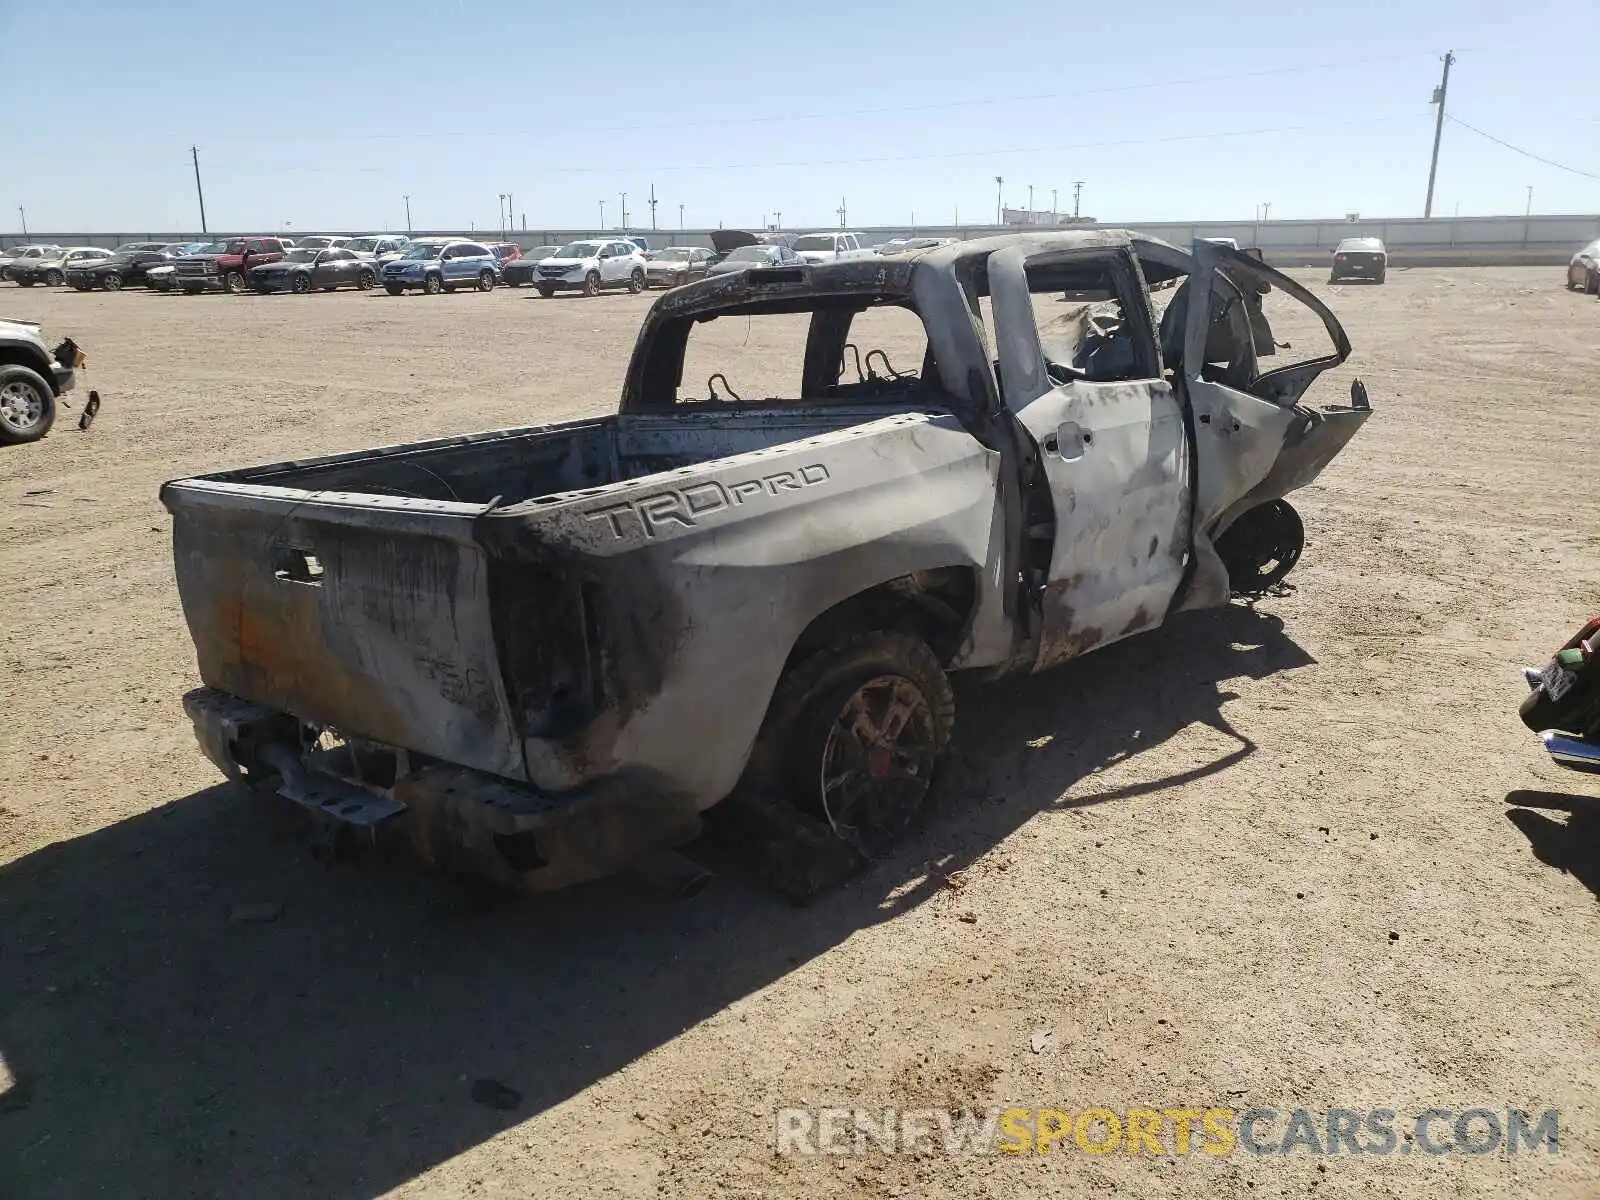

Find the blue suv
[[381, 239, 501, 294]]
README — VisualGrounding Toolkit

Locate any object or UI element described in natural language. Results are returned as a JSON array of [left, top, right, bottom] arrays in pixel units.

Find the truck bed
[[161, 404, 993, 793]]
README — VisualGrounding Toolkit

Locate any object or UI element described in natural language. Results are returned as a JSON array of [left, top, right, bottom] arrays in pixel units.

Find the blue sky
[[2, 0, 1595, 234]]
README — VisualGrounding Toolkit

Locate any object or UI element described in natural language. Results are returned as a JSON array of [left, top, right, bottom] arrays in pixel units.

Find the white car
[[12, 247, 115, 287], [296, 235, 350, 250], [0, 244, 64, 281], [531, 239, 648, 297], [791, 231, 873, 264], [344, 234, 411, 268], [1565, 238, 1600, 293]]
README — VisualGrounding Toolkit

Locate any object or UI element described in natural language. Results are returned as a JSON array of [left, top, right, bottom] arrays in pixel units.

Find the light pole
[[1051, 189, 1057, 222], [1525, 185, 1533, 217], [649, 183, 658, 231], [1027, 184, 1033, 219], [1072, 180, 1083, 220], [678, 203, 685, 230], [994, 176, 1003, 225], [498, 194, 506, 237], [620, 192, 628, 231], [507, 192, 514, 232], [17, 205, 26, 239], [599, 199, 605, 232], [403, 194, 411, 234], [836, 197, 847, 228], [775, 211, 782, 229]]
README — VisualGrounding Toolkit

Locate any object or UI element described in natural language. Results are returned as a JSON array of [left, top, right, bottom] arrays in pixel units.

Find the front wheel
[[291, 274, 311, 294], [537, 284, 555, 298], [17, 279, 33, 287], [1214, 499, 1305, 594], [44, 270, 63, 287], [0, 364, 57, 445], [582, 271, 600, 297], [384, 284, 404, 296], [505, 277, 522, 288], [102, 272, 124, 291], [356, 271, 375, 290], [423, 274, 443, 295], [224, 270, 248, 294], [477, 269, 495, 291], [627, 268, 645, 294]]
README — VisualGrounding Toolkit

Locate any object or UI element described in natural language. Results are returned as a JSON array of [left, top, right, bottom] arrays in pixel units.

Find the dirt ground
[[1, 267, 1597, 1199]]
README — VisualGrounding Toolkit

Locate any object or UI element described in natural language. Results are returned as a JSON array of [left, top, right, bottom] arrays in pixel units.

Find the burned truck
[[162, 234, 1371, 895]]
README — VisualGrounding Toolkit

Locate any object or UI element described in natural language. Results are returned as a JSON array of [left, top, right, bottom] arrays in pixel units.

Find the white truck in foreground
[[162, 233, 1371, 897]]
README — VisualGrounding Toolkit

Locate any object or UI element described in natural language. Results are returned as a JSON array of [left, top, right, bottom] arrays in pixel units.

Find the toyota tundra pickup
[[162, 234, 1372, 895]]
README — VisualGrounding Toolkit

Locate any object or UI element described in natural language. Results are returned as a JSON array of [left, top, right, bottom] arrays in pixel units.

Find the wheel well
[[786, 568, 978, 669], [0, 345, 55, 391]]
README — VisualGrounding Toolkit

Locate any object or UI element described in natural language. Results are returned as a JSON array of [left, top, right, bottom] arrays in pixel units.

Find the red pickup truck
[[175, 236, 289, 294]]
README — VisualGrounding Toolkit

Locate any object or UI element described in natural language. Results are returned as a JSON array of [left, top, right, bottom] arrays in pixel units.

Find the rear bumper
[[183, 687, 701, 891]]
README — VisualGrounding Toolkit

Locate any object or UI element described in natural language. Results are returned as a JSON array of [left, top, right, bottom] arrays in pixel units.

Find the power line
[[1445, 114, 1600, 180]]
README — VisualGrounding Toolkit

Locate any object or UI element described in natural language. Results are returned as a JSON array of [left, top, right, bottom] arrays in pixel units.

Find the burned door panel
[[986, 243, 1191, 669]]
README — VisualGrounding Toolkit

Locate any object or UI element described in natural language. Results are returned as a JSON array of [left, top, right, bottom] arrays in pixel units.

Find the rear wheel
[[0, 365, 57, 445], [291, 274, 311, 294], [505, 276, 522, 287], [224, 270, 248, 294], [424, 274, 443, 295], [477, 269, 495, 291], [582, 271, 600, 297], [356, 270, 375, 290], [736, 631, 954, 894], [44, 269, 63, 287], [628, 268, 646, 294], [102, 272, 124, 291], [1587, 269, 1600, 295]]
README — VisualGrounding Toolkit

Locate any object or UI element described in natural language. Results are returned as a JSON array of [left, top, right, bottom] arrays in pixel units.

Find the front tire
[[1214, 499, 1305, 594], [384, 284, 404, 296], [291, 274, 311, 294], [224, 270, 248, 294], [582, 271, 600, 297], [628, 268, 646, 294], [102, 272, 124, 291], [0, 365, 57, 445], [44, 270, 63, 287], [423, 274, 443, 295], [357, 270, 375, 290], [477, 269, 495, 291], [537, 284, 555, 298], [1587, 269, 1600, 295]]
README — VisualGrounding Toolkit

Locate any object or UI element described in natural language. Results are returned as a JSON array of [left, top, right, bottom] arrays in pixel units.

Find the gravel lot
[[1, 268, 1597, 1199]]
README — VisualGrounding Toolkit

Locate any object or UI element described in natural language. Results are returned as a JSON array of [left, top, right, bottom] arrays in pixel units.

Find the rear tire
[[102, 272, 124, 291], [628, 268, 645, 294], [506, 277, 522, 287], [1587, 269, 1600, 295], [224, 270, 248, 294], [0, 364, 58, 445], [356, 271, 375, 290], [741, 631, 954, 876], [424, 274, 443, 295], [44, 270, 63, 287], [291, 274, 311, 294], [477, 269, 495, 291]]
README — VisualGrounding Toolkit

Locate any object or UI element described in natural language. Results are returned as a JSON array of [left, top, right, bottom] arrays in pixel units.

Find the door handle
[[1050, 420, 1090, 460]]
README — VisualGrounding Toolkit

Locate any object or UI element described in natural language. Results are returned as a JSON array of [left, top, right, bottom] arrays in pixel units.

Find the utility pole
[[994, 176, 1003, 225], [620, 192, 628, 231], [1052, 188, 1057, 222], [837, 197, 847, 228], [678, 203, 685, 230], [17, 206, 26, 239], [1424, 50, 1455, 218], [1525, 185, 1533, 216], [191, 145, 208, 234], [1072, 180, 1083, 220], [498, 194, 506, 236], [649, 183, 658, 231], [1027, 184, 1033, 218], [599, 199, 605, 231], [403, 194, 412, 234], [775, 211, 782, 229]]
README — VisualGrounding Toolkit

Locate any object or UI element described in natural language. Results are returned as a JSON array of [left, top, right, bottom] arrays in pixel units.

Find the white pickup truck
[[163, 233, 1371, 897], [791, 230, 874, 264]]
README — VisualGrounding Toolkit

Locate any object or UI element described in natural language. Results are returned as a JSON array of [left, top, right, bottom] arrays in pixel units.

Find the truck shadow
[[0, 604, 1308, 1198], [1504, 789, 1600, 902]]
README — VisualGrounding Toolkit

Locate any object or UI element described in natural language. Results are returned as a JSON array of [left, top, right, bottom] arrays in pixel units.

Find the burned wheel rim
[[0, 379, 46, 434], [817, 675, 937, 856]]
